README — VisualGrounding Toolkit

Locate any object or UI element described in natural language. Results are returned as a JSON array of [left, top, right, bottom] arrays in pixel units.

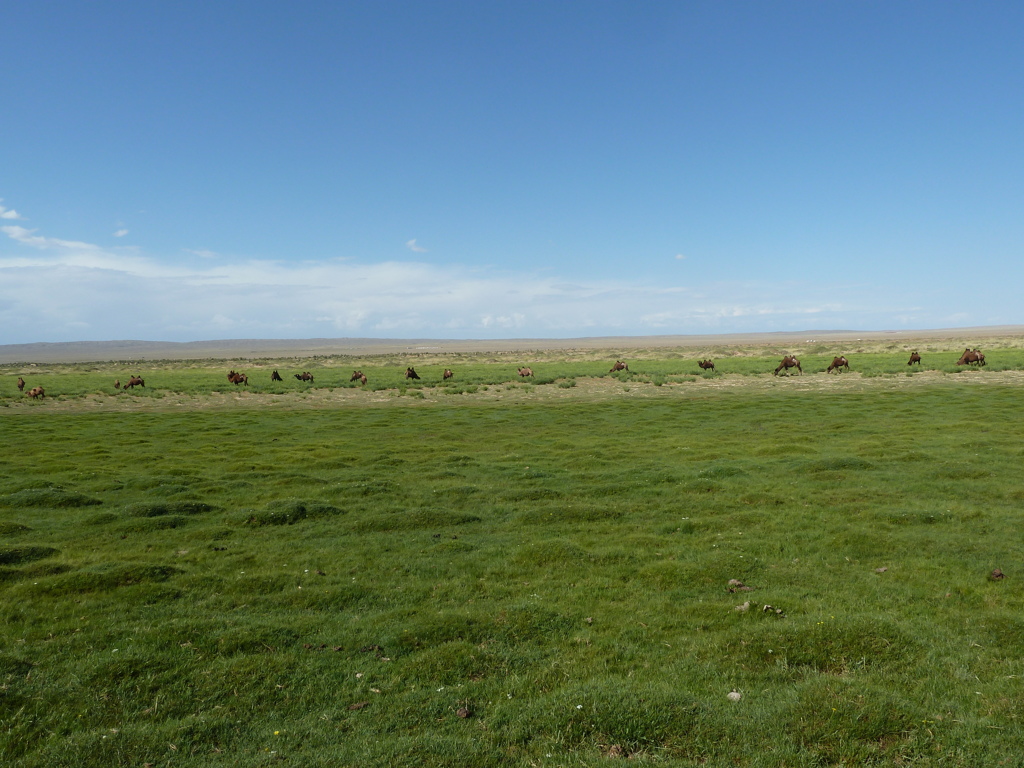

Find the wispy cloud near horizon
[[405, 239, 428, 253], [0, 215, 978, 345]]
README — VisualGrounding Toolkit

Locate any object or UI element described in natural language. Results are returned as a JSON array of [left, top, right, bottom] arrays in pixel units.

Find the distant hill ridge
[[1, 327, 1022, 363]]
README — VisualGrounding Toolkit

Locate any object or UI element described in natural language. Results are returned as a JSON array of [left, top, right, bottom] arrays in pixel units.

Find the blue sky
[[2, 1, 1022, 344]]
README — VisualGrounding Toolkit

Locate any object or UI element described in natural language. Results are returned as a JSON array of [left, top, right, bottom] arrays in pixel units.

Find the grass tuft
[[242, 498, 346, 526], [0, 545, 59, 565], [0, 488, 102, 507]]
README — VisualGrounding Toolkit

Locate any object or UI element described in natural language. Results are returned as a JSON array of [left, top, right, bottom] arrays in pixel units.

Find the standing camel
[[827, 356, 850, 374], [774, 356, 802, 375]]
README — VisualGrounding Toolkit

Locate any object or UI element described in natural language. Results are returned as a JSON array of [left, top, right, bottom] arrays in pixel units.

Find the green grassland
[[2, 348, 1024, 766], [2, 345, 1022, 403]]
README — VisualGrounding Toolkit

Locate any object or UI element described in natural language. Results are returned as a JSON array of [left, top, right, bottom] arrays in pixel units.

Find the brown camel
[[17, 377, 25, 392], [908, 352, 921, 366], [405, 367, 420, 380], [443, 368, 454, 380], [827, 356, 849, 374], [609, 361, 629, 372], [518, 367, 534, 377], [125, 376, 145, 389], [294, 371, 314, 382], [956, 348, 986, 366], [350, 370, 364, 382], [698, 360, 716, 372], [774, 356, 802, 375], [271, 370, 283, 382], [27, 386, 45, 399]]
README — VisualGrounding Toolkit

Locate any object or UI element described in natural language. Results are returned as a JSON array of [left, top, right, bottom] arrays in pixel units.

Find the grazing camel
[[125, 376, 145, 389], [774, 356, 802, 376], [294, 371, 314, 382], [227, 371, 248, 385], [350, 370, 364, 382], [26, 386, 45, 399], [405, 367, 420, 380], [956, 348, 986, 367], [908, 352, 921, 366], [271, 370, 283, 382], [698, 359, 716, 372], [358, 374, 367, 385], [17, 377, 25, 392], [443, 368, 454, 380], [827, 356, 850, 374], [609, 361, 629, 372], [517, 367, 534, 378]]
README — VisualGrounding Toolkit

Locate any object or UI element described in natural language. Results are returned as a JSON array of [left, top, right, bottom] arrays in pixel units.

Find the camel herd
[[5, 347, 999, 399], [766, 349, 982, 375]]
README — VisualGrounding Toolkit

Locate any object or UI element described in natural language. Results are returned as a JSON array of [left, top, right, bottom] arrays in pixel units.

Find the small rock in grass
[[727, 690, 742, 702], [606, 744, 624, 758], [734, 601, 750, 612], [728, 579, 753, 592], [874, 567, 888, 573], [990, 569, 1006, 580], [457, 707, 471, 718], [348, 701, 369, 711]]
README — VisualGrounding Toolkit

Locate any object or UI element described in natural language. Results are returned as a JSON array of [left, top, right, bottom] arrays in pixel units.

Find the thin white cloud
[[675, 253, 686, 260], [113, 229, 129, 238], [0, 214, 986, 344], [3, 225, 103, 253], [406, 238, 428, 253], [0, 200, 23, 220], [185, 248, 220, 259]]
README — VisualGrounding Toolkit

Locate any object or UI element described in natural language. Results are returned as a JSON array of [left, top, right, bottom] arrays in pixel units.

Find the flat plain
[[2, 333, 1024, 766]]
